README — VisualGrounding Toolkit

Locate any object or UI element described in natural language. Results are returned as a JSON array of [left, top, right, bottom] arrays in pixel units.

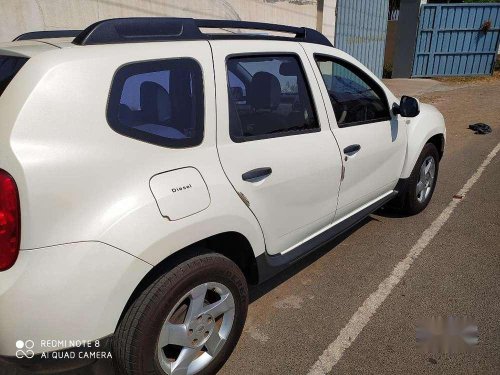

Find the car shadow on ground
[[374, 205, 412, 219], [249, 216, 374, 303]]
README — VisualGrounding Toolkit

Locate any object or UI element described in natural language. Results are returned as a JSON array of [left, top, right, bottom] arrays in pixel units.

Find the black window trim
[[225, 52, 322, 143], [313, 53, 393, 128], [106, 57, 205, 149], [0, 55, 29, 97]]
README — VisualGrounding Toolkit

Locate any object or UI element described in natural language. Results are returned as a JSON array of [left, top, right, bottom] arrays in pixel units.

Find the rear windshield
[[0, 56, 29, 96]]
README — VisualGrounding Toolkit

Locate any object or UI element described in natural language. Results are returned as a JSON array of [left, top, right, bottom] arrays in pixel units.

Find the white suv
[[0, 18, 445, 375]]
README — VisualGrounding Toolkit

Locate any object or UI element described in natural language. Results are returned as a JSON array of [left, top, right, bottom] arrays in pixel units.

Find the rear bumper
[[0, 241, 151, 358]]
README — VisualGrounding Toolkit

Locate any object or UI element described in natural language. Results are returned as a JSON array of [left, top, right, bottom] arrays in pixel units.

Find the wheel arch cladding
[[116, 231, 258, 330], [428, 133, 445, 160]]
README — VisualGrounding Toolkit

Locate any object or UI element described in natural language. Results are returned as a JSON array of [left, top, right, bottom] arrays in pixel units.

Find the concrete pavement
[[383, 78, 446, 97]]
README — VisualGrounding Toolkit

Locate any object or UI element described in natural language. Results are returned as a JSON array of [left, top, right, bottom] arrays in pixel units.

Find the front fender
[[401, 103, 446, 179]]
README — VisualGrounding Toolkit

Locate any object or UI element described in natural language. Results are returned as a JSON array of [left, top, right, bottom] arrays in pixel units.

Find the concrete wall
[[392, 0, 423, 78], [0, 0, 336, 43]]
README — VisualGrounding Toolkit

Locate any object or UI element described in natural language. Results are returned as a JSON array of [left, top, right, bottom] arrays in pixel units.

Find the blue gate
[[413, 4, 500, 77], [335, 0, 389, 78]]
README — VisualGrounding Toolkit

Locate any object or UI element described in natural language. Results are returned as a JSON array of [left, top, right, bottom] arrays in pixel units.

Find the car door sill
[[255, 190, 398, 283]]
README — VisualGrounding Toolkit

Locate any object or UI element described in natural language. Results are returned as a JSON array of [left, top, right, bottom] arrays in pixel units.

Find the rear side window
[[107, 58, 204, 148], [0, 56, 28, 96], [227, 55, 319, 142]]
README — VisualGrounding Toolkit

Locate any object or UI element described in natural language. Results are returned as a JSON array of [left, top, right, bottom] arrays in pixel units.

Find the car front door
[[304, 45, 407, 220], [211, 41, 343, 255]]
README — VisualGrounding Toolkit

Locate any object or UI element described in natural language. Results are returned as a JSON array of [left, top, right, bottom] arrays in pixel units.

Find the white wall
[[0, 0, 336, 43]]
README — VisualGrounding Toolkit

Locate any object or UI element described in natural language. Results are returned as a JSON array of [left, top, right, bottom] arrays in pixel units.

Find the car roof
[[0, 38, 75, 58]]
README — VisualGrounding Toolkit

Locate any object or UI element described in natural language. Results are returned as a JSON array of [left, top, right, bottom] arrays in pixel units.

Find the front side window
[[107, 58, 204, 148], [227, 55, 319, 142], [315, 56, 390, 127]]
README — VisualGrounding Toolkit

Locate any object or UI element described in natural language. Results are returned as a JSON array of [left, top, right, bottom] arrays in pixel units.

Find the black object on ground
[[468, 123, 492, 135]]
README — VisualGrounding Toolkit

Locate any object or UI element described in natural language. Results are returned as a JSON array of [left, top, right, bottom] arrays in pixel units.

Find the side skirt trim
[[255, 191, 398, 283]]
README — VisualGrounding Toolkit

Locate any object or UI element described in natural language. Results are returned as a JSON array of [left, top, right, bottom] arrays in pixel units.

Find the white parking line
[[307, 142, 500, 375]]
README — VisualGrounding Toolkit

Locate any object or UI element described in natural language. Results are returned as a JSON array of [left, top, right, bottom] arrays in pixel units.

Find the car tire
[[113, 252, 248, 375], [400, 142, 440, 215]]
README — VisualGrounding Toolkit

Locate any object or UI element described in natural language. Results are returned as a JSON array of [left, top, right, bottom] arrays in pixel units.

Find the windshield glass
[[0, 56, 28, 96]]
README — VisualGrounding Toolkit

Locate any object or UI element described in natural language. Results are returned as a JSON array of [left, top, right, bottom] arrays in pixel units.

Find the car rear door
[[211, 40, 343, 255]]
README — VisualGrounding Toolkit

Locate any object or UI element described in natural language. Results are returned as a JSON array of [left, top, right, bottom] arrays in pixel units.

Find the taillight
[[0, 169, 20, 271]]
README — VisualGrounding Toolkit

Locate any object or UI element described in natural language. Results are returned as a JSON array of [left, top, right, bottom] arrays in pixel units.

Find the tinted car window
[[228, 71, 246, 102], [227, 55, 319, 142], [108, 58, 204, 148], [315, 56, 390, 127], [0, 56, 28, 96]]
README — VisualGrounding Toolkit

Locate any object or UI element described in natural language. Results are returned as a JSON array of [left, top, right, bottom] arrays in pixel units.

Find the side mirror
[[393, 95, 420, 117]]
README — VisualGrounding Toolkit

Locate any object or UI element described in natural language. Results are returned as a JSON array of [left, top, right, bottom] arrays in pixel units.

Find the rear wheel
[[114, 253, 248, 375], [400, 143, 440, 215]]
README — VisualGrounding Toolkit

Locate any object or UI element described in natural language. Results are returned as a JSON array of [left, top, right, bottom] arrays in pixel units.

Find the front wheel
[[114, 253, 249, 375], [400, 143, 440, 215]]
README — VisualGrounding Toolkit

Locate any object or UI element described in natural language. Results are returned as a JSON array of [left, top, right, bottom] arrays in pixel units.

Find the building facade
[[0, 0, 337, 43]]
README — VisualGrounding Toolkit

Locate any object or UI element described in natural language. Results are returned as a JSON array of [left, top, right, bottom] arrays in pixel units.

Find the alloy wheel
[[416, 155, 436, 203], [157, 282, 235, 375]]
